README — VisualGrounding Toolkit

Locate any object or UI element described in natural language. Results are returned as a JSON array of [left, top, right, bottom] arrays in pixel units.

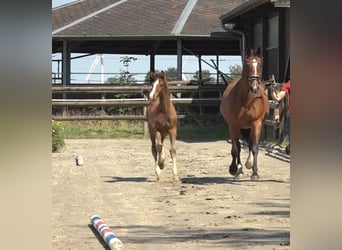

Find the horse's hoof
[[285, 144, 290, 155], [234, 175, 241, 181], [229, 168, 236, 176], [229, 163, 243, 176], [229, 164, 237, 176], [158, 161, 165, 169], [156, 171, 162, 181], [233, 168, 244, 181], [251, 174, 259, 181], [236, 165, 244, 175]]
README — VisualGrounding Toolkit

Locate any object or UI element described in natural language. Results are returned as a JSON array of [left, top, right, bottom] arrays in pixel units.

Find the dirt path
[[52, 139, 290, 250]]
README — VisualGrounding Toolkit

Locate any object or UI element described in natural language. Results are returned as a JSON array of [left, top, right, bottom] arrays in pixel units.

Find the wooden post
[[144, 53, 155, 136], [176, 39, 182, 81], [198, 55, 203, 115], [150, 52, 155, 81], [62, 40, 71, 116], [198, 55, 202, 80], [143, 106, 148, 137], [216, 55, 219, 84]]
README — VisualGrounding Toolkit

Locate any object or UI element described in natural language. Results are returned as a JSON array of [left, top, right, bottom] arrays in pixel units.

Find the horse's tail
[[240, 128, 250, 142]]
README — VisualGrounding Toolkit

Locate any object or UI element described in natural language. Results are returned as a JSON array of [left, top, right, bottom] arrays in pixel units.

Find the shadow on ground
[[103, 224, 290, 247], [248, 200, 290, 217], [259, 141, 290, 163], [103, 176, 150, 183], [181, 176, 232, 185], [181, 176, 289, 185], [88, 224, 111, 250], [102, 175, 289, 185]]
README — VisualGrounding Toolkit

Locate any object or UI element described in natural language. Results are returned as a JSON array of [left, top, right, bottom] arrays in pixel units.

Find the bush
[[52, 120, 65, 152]]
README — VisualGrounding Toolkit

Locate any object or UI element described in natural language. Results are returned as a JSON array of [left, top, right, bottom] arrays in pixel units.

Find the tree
[[192, 69, 215, 82], [228, 64, 242, 78], [106, 70, 137, 84], [119, 56, 137, 84], [165, 67, 177, 81]]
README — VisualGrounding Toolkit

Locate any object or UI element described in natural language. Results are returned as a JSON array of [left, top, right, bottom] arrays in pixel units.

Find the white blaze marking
[[149, 79, 159, 99], [252, 59, 258, 76]]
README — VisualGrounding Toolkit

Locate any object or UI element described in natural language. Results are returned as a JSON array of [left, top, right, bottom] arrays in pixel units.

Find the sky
[[52, 0, 74, 8], [52, 0, 241, 83]]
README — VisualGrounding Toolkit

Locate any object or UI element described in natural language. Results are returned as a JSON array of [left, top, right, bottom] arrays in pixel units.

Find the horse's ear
[[160, 70, 166, 79], [150, 71, 156, 80], [246, 48, 253, 57], [255, 47, 261, 57]]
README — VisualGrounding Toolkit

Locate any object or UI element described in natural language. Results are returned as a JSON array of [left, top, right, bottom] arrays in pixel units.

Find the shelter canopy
[[52, 0, 245, 56]]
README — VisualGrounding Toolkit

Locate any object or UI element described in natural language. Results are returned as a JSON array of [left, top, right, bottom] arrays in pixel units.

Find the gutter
[[220, 20, 245, 64]]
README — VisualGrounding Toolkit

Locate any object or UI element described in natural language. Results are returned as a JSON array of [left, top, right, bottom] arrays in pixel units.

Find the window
[[268, 16, 279, 49], [254, 18, 263, 50]]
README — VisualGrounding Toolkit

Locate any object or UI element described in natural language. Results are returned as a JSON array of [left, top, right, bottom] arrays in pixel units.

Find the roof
[[220, 0, 290, 24], [52, 0, 245, 55]]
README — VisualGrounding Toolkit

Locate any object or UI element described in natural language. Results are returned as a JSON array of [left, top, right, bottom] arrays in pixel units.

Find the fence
[[52, 81, 281, 140]]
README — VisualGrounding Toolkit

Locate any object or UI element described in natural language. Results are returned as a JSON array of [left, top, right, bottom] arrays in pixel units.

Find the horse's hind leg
[[169, 127, 179, 181]]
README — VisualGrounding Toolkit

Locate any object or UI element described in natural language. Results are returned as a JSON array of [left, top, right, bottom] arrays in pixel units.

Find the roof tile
[[52, 0, 244, 37]]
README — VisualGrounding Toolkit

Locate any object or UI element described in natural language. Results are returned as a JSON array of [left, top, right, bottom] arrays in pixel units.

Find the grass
[[59, 120, 229, 141], [59, 120, 279, 144], [62, 120, 145, 139], [177, 122, 228, 141]]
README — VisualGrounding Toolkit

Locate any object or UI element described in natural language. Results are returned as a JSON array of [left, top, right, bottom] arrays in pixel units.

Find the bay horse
[[220, 48, 269, 180], [146, 71, 178, 181]]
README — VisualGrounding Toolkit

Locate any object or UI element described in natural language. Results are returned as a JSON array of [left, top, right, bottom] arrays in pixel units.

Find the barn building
[[52, 0, 246, 84]]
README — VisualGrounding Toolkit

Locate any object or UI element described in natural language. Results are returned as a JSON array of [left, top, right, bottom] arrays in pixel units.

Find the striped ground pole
[[90, 215, 124, 250]]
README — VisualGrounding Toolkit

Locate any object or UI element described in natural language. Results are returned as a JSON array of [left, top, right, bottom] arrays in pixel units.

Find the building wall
[[245, 7, 290, 83], [284, 7, 290, 82]]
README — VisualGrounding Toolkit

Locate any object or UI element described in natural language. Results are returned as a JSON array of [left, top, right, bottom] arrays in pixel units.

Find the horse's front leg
[[150, 139, 161, 181], [229, 129, 243, 179], [249, 123, 262, 180], [169, 127, 179, 181], [158, 134, 166, 170], [245, 134, 254, 170], [155, 131, 163, 181]]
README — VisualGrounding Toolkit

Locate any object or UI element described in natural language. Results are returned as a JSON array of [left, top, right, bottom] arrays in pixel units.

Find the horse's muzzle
[[248, 76, 260, 93], [251, 86, 259, 93]]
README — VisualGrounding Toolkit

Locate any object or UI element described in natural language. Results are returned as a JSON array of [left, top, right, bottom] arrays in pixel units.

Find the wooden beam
[[52, 98, 222, 107], [52, 84, 226, 93]]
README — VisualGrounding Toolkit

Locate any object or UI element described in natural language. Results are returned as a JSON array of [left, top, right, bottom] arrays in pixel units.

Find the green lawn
[[60, 120, 228, 141]]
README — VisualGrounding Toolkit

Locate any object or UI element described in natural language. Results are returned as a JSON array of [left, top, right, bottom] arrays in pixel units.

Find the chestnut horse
[[146, 71, 178, 181], [220, 48, 269, 180]]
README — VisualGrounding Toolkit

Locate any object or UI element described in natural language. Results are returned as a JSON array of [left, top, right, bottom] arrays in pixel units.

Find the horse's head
[[244, 48, 263, 94], [149, 71, 167, 101]]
